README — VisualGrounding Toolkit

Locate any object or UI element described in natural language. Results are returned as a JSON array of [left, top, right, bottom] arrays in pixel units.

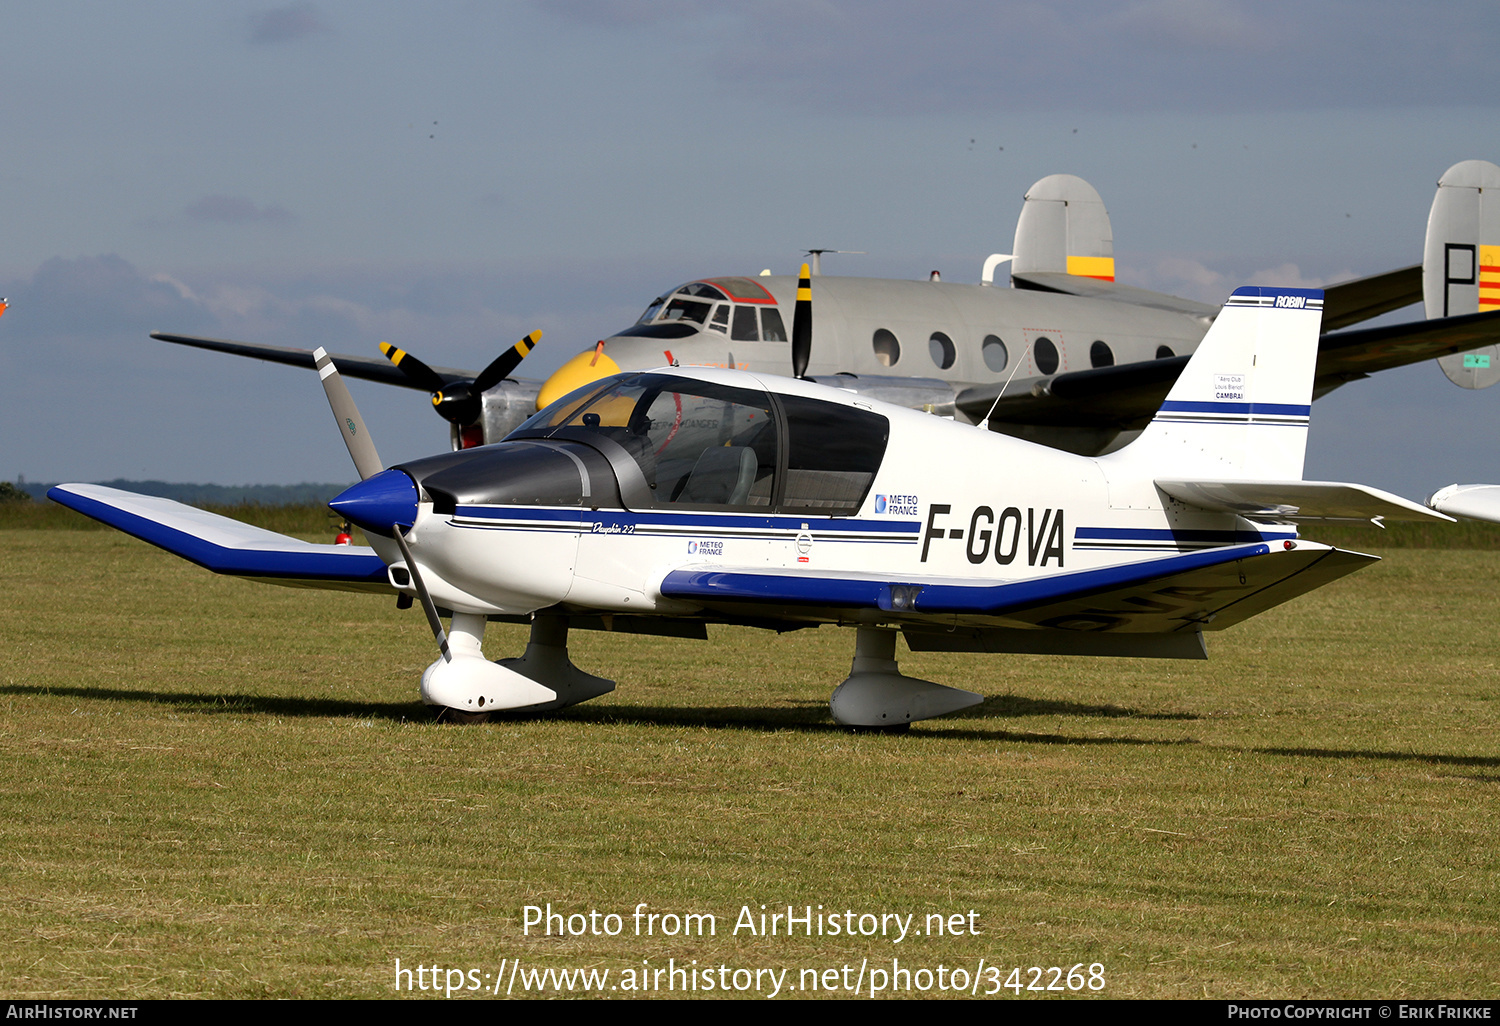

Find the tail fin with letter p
[[1425, 159, 1500, 388]]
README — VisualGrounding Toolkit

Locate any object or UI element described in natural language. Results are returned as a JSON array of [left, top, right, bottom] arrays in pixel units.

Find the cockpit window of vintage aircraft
[[633, 280, 786, 342], [760, 308, 788, 342], [708, 277, 776, 302], [636, 296, 665, 324], [661, 297, 713, 326]]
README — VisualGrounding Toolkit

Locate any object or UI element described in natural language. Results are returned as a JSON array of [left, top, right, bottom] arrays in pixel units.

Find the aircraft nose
[[329, 468, 419, 538], [536, 345, 621, 410]]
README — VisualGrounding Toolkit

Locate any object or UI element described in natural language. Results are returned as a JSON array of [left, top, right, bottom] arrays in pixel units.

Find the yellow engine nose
[[536, 347, 622, 409]]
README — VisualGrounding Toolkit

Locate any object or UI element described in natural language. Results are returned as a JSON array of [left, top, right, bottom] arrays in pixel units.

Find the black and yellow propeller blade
[[473, 330, 542, 394], [378, 342, 446, 393], [791, 262, 812, 380], [377, 331, 542, 427]]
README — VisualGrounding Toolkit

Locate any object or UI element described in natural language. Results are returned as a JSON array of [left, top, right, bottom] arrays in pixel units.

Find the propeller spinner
[[317, 346, 556, 716]]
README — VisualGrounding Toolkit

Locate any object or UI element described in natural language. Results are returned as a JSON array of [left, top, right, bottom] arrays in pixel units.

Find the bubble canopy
[[507, 372, 889, 515]]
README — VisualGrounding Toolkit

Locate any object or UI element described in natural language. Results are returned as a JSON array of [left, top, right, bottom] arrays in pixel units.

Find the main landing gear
[[829, 627, 983, 728]]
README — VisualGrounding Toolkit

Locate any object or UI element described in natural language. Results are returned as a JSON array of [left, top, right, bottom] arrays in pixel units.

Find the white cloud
[[248, 3, 329, 45], [184, 195, 297, 225]]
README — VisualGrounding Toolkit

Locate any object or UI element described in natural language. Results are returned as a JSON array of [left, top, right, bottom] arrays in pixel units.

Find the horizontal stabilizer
[[1157, 479, 1454, 523], [1427, 483, 1500, 524], [1010, 272, 1218, 317], [48, 484, 391, 590]]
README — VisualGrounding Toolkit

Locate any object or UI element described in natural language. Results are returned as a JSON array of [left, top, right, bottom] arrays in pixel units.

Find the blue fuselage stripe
[[662, 542, 1272, 615], [453, 504, 922, 534], [1157, 400, 1311, 416], [1074, 527, 1291, 542]]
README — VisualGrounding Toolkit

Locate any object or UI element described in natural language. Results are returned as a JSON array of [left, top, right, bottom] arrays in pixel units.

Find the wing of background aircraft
[[154, 330, 545, 448], [1011, 264, 1422, 330], [151, 332, 478, 390], [956, 306, 1500, 430]]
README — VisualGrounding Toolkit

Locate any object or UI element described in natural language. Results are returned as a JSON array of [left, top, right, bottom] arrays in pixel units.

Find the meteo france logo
[[877, 494, 920, 517], [688, 541, 699, 554]]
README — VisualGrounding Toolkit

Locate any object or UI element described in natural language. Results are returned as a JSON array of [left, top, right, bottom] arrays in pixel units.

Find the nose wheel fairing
[[420, 612, 559, 713], [420, 613, 614, 716]]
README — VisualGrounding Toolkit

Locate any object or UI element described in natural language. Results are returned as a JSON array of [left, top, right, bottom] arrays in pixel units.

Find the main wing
[[152, 332, 479, 391], [956, 307, 1500, 431], [1011, 265, 1420, 330], [49, 484, 391, 591], [661, 541, 1376, 644]]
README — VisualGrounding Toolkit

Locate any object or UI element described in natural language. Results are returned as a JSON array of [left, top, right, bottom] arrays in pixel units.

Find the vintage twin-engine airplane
[[53, 276, 1453, 727], [155, 161, 1500, 457]]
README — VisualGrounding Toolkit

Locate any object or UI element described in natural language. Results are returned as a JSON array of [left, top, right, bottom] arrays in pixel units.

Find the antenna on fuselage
[[801, 249, 864, 276]]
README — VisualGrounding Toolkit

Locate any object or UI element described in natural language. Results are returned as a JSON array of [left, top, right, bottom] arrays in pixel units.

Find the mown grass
[[0, 529, 1496, 999]]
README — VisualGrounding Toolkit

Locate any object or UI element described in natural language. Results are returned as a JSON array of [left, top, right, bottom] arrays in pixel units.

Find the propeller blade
[[472, 330, 542, 394], [314, 347, 385, 481], [392, 530, 451, 664], [791, 262, 812, 379], [378, 342, 446, 393]]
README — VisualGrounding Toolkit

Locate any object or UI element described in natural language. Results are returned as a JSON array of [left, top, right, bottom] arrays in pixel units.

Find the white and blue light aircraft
[[52, 277, 1452, 727]]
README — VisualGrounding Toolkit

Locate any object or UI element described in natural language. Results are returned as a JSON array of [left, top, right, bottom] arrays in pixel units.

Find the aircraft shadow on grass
[[4, 682, 1189, 746], [0, 684, 421, 723], [1251, 745, 1500, 772], [8, 685, 1497, 766]]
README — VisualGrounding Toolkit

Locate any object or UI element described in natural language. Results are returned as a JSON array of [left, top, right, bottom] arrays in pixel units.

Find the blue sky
[[2, 1, 1498, 499]]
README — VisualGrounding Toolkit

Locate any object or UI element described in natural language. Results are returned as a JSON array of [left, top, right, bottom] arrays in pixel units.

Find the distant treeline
[[15, 479, 353, 506], [8, 479, 1500, 549]]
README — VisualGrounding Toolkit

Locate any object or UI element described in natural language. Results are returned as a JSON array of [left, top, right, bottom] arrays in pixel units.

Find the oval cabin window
[[981, 335, 1008, 372], [1033, 337, 1059, 375], [928, 332, 956, 370]]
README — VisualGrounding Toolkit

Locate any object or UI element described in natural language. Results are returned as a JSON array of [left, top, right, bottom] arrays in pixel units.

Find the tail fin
[[1425, 159, 1500, 388], [1012, 174, 1115, 281], [1121, 286, 1324, 481]]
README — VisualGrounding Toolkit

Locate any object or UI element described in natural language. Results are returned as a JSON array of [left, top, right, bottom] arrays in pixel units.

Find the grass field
[[1, 509, 1497, 999]]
